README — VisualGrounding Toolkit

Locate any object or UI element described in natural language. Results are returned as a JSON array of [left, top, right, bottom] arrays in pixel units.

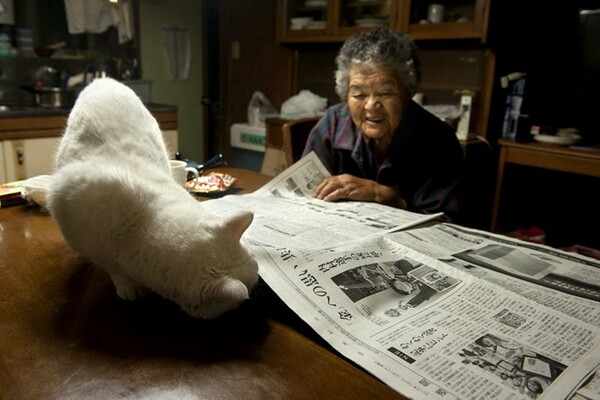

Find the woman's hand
[[313, 174, 407, 209]]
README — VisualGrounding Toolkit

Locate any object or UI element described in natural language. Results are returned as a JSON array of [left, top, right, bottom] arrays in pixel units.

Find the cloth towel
[[63, 0, 134, 44]]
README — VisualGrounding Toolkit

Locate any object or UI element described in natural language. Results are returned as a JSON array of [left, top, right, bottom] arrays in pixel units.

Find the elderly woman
[[302, 28, 464, 222]]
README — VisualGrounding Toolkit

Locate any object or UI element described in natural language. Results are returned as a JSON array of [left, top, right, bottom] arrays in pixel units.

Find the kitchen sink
[[0, 105, 38, 112], [0, 104, 70, 117]]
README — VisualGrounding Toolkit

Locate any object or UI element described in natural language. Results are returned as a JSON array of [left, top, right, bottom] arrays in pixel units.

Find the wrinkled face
[[347, 67, 407, 140]]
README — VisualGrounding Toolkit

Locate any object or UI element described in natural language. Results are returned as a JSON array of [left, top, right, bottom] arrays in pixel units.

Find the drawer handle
[[16, 148, 24, 165]]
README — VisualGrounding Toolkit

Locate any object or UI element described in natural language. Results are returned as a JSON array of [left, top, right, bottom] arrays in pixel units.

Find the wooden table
[[0, 167, 406, 400], [491, 139, 600, 232]]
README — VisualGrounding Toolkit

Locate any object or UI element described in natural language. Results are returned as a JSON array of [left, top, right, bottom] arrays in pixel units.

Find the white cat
[[48, 78, 258, 319]]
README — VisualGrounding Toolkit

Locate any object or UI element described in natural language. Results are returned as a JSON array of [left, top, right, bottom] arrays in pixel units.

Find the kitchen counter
[[0, 105, 70, 118], [0, 103, 177, 140], [0, 103, 177, 118]]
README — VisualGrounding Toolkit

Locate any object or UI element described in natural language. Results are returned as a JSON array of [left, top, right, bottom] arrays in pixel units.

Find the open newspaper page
[[251, 151, 444, 233], [201, 155, 600, 400], [204, 152, 443, 259], [386, 223, 600, 327], [253, 235, 600, 400]]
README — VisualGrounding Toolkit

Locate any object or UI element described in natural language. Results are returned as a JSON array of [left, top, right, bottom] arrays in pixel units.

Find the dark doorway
[[201, 0, 221, 161]]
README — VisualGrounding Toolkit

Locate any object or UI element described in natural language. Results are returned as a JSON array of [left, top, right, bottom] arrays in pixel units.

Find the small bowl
[[34, 46, 55, 58], [290, 17, 313, 29]]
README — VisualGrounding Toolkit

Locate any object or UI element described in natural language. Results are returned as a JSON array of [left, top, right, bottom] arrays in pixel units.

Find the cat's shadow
[[55, 261, 274, 361]]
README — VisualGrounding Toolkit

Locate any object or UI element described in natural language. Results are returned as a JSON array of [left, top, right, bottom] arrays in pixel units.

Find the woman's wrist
[[375, 184, 407, 209]]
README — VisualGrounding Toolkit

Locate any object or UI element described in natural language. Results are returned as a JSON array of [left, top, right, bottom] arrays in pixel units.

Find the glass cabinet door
[[406, 0, 490, 41], [279, 0, 491, 42], [336, 0, 391, 32], [280, 0, 330, 41]]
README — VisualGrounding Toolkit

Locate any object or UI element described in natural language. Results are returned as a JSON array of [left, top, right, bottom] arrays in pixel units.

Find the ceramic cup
[[427, 4, 446, 23], [169, 160, 199, 187]]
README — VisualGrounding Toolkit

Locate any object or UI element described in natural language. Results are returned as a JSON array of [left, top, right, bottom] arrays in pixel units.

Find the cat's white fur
[[48, 78, 258, 319]]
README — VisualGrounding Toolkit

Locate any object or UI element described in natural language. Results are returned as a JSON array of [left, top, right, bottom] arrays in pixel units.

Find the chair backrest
[[281, 117, 320, 166], [461, 136, 496, 230]]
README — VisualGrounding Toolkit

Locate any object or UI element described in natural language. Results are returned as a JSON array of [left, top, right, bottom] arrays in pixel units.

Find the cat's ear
[[221, 211, 254, 241]]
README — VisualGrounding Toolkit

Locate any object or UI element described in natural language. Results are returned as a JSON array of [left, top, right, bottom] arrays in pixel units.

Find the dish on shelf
[[290, 16, 314, 30], [533, 132, 582, 146], [355, 18, 387, 27], [305, 20, 327, 29], [304, 0, 327, 6]]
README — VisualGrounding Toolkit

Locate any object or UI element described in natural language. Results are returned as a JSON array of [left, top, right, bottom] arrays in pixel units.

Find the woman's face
[[347, 66, 407, 141]]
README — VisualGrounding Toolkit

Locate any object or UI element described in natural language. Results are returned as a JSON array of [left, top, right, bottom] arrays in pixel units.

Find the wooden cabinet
[[280, 0, 399, 42], [405, 0, 490, 41], [0, 144, 6, 184], [279, 0, 490, 43], [1, 137, 62, 182], [278, 0, 495, 139]]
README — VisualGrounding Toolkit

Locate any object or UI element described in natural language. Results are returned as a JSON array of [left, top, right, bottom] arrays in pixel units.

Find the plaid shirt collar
[[332, 103, 393, 174]]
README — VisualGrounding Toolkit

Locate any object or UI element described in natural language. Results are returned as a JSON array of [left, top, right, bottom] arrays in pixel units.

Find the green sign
[[240, 132, 266, 146]]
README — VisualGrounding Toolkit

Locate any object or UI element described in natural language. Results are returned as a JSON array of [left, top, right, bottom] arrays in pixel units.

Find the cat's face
[[179, 212, 259, 319]]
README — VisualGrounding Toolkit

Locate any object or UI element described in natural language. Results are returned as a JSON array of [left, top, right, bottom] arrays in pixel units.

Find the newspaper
[[203, 152, 600, 400]]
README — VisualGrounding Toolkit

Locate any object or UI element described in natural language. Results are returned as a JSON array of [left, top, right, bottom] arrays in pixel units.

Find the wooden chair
[[461, 136, 496, 231], [261, 116, 320, 176], [281, 117, 321, 166]]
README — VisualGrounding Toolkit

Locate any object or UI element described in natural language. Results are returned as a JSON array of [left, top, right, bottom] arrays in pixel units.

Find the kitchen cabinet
[[0, 107, 178, 183], [161, 130, 179, 159], [0, 145, 6, 184], [280, 0, 395, 42], [1, 137, 62, 182], [405, 0, 490, 42], [279, 0, 489, 43], [278, 0, 494, 139]]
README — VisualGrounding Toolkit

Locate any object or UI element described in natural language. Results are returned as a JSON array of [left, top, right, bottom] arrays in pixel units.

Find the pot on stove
[[21, 85, 75, 109]]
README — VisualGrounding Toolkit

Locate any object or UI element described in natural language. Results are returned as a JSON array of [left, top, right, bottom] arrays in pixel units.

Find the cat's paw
[[110, 273, 148, 300]]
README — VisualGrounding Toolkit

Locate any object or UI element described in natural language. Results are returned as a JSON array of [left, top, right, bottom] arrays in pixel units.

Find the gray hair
[[334, 28, 421, 101]]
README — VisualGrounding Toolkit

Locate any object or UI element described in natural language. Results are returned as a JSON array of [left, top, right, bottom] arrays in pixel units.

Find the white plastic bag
[[280, 90, 327, 120], [247, 91, 279, 127]]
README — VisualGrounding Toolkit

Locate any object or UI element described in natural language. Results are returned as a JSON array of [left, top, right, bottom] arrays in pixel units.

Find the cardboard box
[[230, 123, 266, 153]]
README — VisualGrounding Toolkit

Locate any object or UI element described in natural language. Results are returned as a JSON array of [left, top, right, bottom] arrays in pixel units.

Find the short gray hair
[[334, 28, 421, 101]]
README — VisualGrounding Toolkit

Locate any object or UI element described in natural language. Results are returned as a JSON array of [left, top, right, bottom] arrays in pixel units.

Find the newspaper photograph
[[386, 224, 600, 327], [202, 154, 600, 400]]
